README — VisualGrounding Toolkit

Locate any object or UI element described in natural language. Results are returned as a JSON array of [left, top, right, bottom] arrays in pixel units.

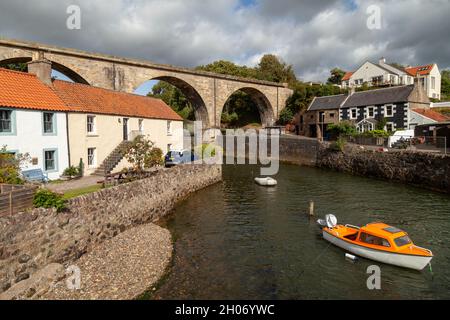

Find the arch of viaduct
[[0, 39, 292, 128]]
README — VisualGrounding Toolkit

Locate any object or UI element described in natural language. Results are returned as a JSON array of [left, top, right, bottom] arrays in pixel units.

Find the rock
[[0, 280, 11, 292], [0, 263, 65, 300], [15, 273, 30, 283], [18, 254, 31, 264]]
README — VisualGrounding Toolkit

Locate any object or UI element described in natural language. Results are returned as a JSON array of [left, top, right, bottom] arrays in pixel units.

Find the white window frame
[[431, 77, 436, 90], [366, 106, 375, 119], [167, 120, 172, 135], [87, 148, 96, 168], [87, 115, 96, 135], [350, 108, 358, 120], [138, 119, 144, 133], [385, 104, 394, 117], [385, 122, 394, 132]]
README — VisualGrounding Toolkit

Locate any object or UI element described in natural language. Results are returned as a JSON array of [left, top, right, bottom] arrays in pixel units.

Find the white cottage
[[0, 68, 70, 180]]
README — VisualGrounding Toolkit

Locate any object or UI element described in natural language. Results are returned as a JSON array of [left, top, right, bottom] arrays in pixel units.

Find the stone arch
[[220, 87, 275, 128], [135, 76, 210, 127], [0, 57, 89, 84]]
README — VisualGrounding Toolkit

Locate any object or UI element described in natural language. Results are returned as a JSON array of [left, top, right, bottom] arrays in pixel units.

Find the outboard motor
[[317, 214, 338, 229]]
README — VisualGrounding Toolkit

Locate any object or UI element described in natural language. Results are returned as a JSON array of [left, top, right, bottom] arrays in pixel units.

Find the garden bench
[[22, 169, 49, 183]]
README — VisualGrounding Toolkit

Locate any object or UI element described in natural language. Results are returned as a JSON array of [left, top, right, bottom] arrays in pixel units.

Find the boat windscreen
[[394, 235, 412, 247], [383, 226, 403, 234]]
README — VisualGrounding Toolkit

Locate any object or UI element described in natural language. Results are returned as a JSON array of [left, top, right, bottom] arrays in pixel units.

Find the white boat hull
[[323, 231, 432, 271], [255, 177, 277, 186]]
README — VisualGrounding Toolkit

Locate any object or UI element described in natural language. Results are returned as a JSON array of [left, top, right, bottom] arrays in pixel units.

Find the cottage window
[[138, 119, 144, 132], [44, 150, 56, 171], [366, 107, 375, 118], [87, 115, 96, 134], [0, 110, 12, 133], [167, 121, 172, 135], [43, 112, 55, 134], [385, 105, 394, 117], [350, 108, 357, 120], [431, 77, 436, 90], [386, 122, 394, 132], [87, 148, 96, 167]]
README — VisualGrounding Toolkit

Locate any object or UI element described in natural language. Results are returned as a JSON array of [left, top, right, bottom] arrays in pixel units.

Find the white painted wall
[[0, 109, 69, 180], [426, 64, 441, 100], [345, 62, 392, 87], [68, 113, 184, 175]]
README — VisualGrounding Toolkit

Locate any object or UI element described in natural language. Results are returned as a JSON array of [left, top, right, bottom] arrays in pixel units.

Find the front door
[[123, 118, 129, 141]]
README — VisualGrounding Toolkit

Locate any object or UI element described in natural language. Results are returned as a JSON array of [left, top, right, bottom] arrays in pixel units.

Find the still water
[[155, 164, 450, 300]]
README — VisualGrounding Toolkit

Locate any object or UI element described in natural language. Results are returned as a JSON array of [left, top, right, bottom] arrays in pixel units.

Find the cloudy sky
[[0, 0, 449, 82]]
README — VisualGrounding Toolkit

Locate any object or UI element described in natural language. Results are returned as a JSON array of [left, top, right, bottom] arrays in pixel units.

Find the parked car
[[164, 149, 197, 167]]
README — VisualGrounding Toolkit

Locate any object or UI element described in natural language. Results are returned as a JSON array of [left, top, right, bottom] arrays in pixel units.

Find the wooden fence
[[0, 184, 38, 217]]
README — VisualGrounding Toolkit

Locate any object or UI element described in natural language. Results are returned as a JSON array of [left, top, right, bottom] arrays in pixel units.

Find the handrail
[[414, 245, 433, 256], [345, 224, 360, 230]]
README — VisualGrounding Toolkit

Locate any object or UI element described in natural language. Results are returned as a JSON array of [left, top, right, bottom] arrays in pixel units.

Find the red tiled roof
[[412, 108, 450, 123], [342, 72, 353, 81], [405, 65, 434, 77], [0, 68, 68, 111], [52, 80, 183, 121]]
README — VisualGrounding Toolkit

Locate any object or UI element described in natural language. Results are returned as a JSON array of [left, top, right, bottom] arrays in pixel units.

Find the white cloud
[[0, 0, 449, 81]]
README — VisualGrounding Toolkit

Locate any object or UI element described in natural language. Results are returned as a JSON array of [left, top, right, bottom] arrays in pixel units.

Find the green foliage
[[441, 69, 450, 101], [327, 68, 346, 85], [62, 185, 103, 200], [196, 60, 259, 79], [358, 130, 391, 138], [0, 63, 27, 72], [0, 146, 30, 184], [376, 117, 388, 131], [256, 54, 297, 85], [278, 108, 294, 125], [78, 158, 85, 178], [327, 121, 357, 137], [329, 137, 347, 152], [33, 189, 66, 212], [195, 143, 221, 159], [148, 81, 195, 120], [63, 166, 80, 177], [125, 136, 163, 171], [145, 147, 164, 168]]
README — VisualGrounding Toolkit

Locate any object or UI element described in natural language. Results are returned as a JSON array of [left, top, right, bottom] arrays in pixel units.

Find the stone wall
[[317, 146, 450, 193], [0, 164, 222, 294]]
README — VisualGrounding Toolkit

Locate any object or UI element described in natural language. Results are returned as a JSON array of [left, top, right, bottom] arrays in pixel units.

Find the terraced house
[[0, 61, 183, 180], [301, 81, 435, 139]]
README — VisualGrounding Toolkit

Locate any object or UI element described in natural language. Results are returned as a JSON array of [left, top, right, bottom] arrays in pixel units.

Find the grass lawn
[[62, 184, 103, 200]]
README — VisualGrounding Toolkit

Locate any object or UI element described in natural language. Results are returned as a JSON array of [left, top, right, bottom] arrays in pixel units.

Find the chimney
[[379, 57, 386, 65], [27, 52, 52, 86], [348, 86, 356, 96]]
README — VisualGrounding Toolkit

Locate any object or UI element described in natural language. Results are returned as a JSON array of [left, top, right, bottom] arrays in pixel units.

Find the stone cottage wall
[[0, 164, 222, 293]]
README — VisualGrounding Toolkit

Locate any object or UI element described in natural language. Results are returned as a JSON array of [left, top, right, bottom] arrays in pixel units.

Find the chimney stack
[[27, 52, 52, 86]]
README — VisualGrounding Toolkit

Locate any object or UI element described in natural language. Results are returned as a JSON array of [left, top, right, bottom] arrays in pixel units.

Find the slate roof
[[308, 95, 348, 111], [412, 108, 450, 123], [342, 85, 415, 108]]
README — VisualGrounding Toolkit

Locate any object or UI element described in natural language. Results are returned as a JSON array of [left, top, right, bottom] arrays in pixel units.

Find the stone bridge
[[0, 38, 292, 128]]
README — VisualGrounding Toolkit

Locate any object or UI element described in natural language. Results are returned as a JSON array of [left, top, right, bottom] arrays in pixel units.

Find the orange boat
[[317, 215, 433, 271]]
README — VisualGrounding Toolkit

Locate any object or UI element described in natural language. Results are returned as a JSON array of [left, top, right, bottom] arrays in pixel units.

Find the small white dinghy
[[254, 177, 277, 186]]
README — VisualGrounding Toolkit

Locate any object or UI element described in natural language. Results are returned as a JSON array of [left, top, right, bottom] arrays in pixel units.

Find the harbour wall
[[0, 164, 222, 297]]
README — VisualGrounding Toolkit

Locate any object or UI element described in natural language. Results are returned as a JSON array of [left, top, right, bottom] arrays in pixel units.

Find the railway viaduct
[[0, 38, 292, 128]]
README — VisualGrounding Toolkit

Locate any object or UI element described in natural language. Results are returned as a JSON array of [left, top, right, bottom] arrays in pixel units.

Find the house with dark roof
[[299, 81, 433, 139], [0, 59, 184, 179], [341, 58, 441, 100]]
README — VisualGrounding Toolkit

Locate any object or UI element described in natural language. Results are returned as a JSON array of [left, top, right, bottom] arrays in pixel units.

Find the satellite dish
[[325, 214, 338, 228]]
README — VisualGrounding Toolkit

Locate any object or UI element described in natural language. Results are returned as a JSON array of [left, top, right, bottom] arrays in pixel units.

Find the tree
[[327, 68, 346, 85], [441, 69, 450, 100], [148, 81, 195, 120], [196, 60, 258, 79], [0, 146, 31, 184], [125, 136, 163, 172], [0, 62, 27, 72], [256, 54, 297, 85]]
